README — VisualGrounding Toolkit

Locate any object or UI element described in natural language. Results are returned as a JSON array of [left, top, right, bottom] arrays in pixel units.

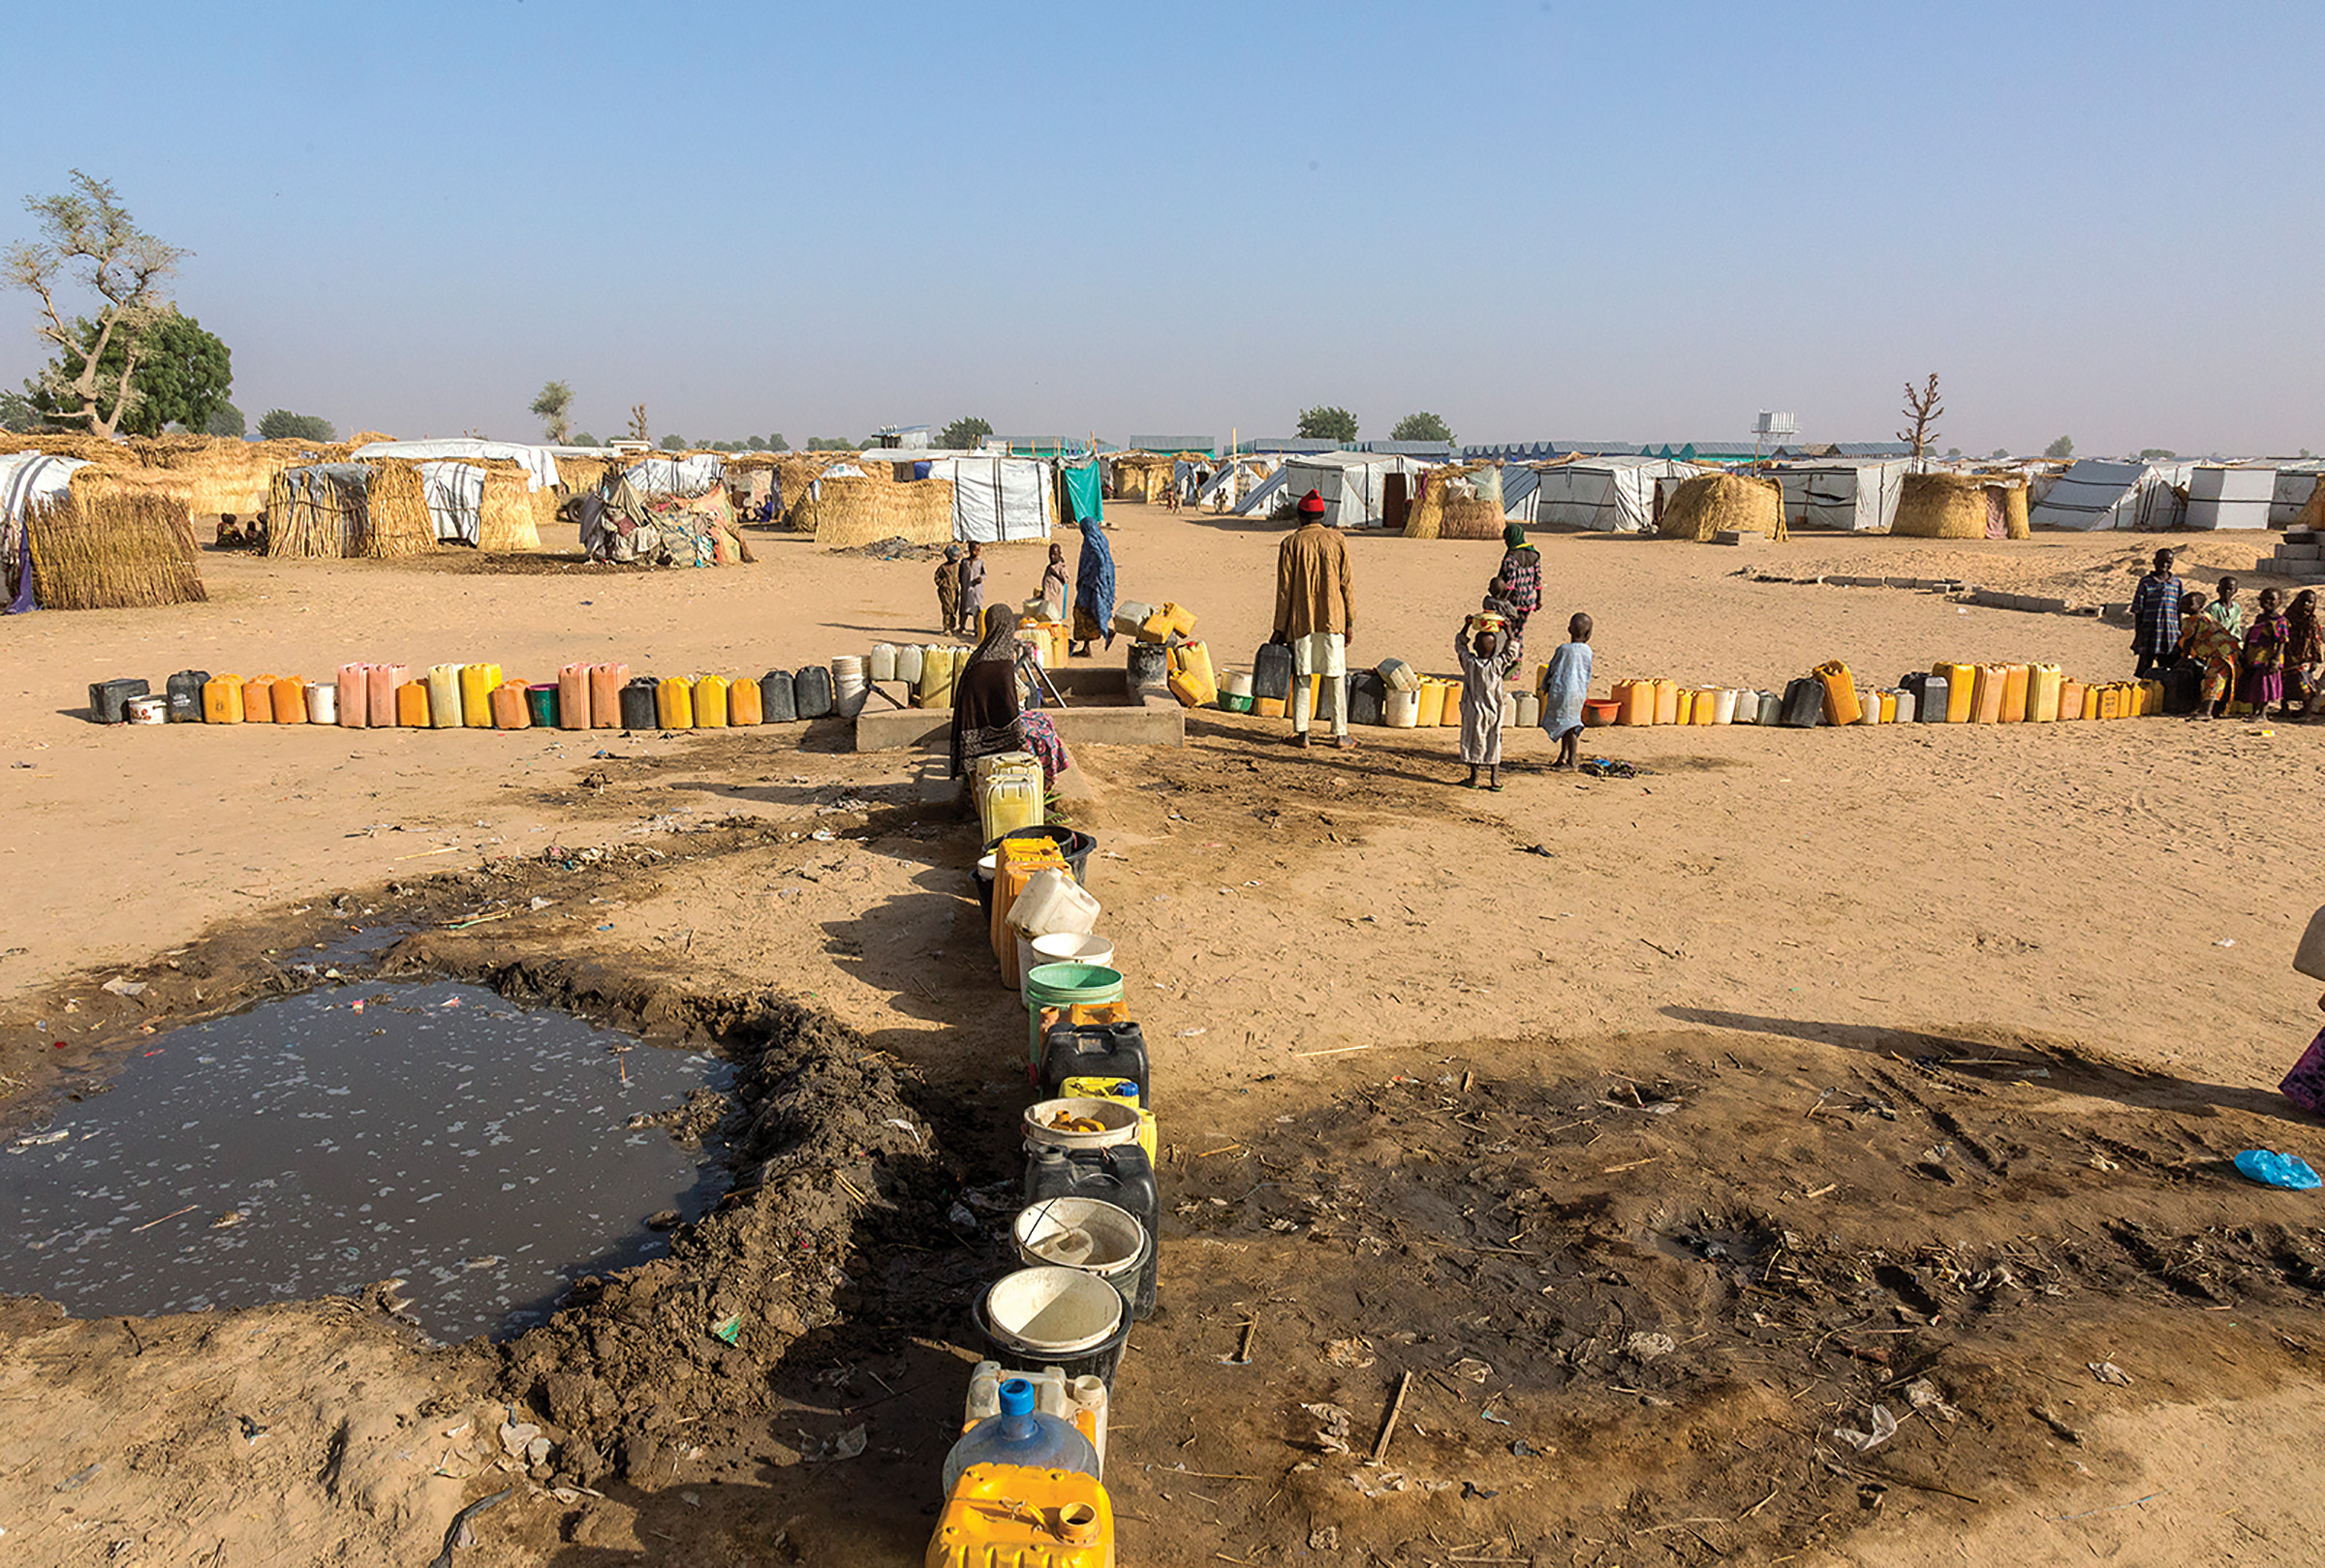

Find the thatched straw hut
[[1109, 452, 1177, 503], [1893, 473, 2030, 539], [478, 459, 546, 551], [134, 436, 332, 518], [1402, 464, 1505, 539], [554, 453, 615, 493], [23, 467, 205, 610], [803, 473, 957, 547], [1658, 473, 1783, 541], [262, 461, 439, 560]]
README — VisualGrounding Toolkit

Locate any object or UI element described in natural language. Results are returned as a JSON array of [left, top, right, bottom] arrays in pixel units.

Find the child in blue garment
[[1456, 620, 1521, 789], [1539, 612, 1595, 771]]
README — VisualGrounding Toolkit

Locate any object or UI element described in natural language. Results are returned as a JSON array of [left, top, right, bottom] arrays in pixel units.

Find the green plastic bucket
[[1023, 962, 1126, 1066], [525, 683, 559, 727]]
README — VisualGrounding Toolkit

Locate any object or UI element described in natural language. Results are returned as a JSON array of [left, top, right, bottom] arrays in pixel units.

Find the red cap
[[1297, 489, 1325, 517]]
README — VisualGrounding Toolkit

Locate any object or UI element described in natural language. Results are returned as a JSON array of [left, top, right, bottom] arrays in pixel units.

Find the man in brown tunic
[[1272, 489, 1356, 748]]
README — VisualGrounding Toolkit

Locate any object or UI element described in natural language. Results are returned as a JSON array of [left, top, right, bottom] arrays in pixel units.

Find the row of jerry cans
[[1925, 662, 2160, 723], [186, 665, 845, 729], [931, 1028, 1158, 1565]]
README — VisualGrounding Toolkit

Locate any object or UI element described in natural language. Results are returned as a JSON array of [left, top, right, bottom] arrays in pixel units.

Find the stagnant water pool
[[0, 978, 732, 1342]]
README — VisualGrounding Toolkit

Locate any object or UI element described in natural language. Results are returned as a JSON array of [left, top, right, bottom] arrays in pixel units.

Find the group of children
[[1456, 536, 1596, 788], [2132, 551, 2325, 721], [933, 540, 1078, 642]]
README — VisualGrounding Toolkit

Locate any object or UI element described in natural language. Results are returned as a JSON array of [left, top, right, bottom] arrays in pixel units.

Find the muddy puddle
[[0, 977, 732, 1342]]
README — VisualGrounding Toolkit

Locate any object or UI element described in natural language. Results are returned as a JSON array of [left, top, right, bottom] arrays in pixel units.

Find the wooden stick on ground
[[1370, 1370, 1414, 1464]]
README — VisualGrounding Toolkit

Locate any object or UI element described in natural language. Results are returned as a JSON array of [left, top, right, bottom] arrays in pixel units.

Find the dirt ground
[[2, 503, 2321, 1565]]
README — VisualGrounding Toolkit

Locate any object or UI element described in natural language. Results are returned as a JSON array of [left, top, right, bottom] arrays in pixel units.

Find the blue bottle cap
[[998, 1378, 1036, 1417]]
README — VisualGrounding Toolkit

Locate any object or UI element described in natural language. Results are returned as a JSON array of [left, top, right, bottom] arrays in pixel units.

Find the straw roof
[[1658, 473, 1782, 541], [359, 459, 437, 558], [554, 453, 615, 493], [1402, 463, 1503, 539], [803, 473, 956, 548], [1893, 473, 2029, 539], [24, 467, 205, 610], [477, 459, 545, 551]]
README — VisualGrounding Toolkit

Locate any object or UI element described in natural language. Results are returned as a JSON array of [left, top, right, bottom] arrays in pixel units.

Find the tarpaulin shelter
[[1507, 456, 1704, 534], [621, 454, 726, 500], [1771, 460, 1906, 532], [1055, 456, 1103, 526], [2028, 459, 2192, 531], [1, 452, 89, 612], [351, 439, 561, 494], [927, 454, 1055, 542], [1231, 450, 1432, 529], [2183, 465, 2275, 530], [1194, 454, 1276, 510]]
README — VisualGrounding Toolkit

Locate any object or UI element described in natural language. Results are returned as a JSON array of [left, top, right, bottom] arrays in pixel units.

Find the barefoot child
[[1456, 619, 1520, 789], [1539, 612, 1594, 770], [935, 544, 963, 633]]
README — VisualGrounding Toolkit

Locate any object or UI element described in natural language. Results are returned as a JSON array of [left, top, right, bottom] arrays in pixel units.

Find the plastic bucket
[[1013, 1197, 1151, 1306], [1023, 963, 1126, 1067], [526, 684, 559, 727], [1024, 1096, 1142, 1153], [1018, 932, 1113, 993], [974, 1267, 1132, 1387]]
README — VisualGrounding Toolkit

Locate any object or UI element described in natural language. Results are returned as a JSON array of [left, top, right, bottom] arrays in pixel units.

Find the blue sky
[[4, 1, 2320, 454]]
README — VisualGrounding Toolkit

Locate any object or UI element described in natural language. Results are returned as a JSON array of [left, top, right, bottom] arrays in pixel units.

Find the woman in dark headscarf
[[1070, 514, 1117, 657], [950, 605, 1073, 785]]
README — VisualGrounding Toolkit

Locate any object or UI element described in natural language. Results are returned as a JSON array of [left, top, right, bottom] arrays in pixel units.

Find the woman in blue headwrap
[[1070, 514, 1117, 657]]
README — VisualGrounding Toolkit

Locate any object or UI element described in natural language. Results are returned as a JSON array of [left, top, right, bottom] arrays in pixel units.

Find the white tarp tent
[[352, 439, 561, 493], [2185, 466, 2275, 530], [1194, 455, 1275, 510], [621, 454, 726, 499], [929, 455, 1054, 542], [2271, 465, 2325, 526], [1511, 456, 1703, 534], [418, 461, 484, 543], [1, 453, 89, 602], [2029, 459, 2191, 531], [1774, 460, 1906, 532], [1232, 450, 1431, 529]]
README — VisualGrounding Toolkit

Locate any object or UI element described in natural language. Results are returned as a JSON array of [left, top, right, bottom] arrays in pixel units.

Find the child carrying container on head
[[1538, 612, 1594, 771], [1455, 615, 1521, 790]]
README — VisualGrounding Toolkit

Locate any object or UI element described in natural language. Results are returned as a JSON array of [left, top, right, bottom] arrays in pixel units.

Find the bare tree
[[530, 380, 574, 443], [628, 403, 650, 444], [1897, 373, 1943, 465], [3, 172, 185, 438]]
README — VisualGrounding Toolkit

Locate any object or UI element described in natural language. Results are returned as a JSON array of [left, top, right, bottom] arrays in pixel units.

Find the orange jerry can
[[727, 676, 764, 725], [2057, 678, 2086, 723], [270, 676, 309, 723], [241, 674, 280, 723], [557, 662, 590, 729], [367, 663, 408, 725], [1650, 678, 1679, 725], [1968, 663, 2005, 723], [1998, 662, 2030, 723], [1814, 661, 1861, 726], [1614, 678, 1653, 725], [395, 680, 430, 727], [589, 661, 628, 728], [489, 682, 532, 729], [202, 673, 246, 723], [336, 664, 370, 728]]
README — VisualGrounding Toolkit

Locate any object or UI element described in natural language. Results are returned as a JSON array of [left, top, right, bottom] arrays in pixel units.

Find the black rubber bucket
[[971, 1273, 1133, 1389]]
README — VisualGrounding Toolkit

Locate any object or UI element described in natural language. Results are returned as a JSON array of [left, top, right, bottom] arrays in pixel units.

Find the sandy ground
[[2, 504, 2321, 1565]]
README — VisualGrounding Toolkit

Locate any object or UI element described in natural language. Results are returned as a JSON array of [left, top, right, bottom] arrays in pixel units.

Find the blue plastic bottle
[[940, 1378, 1102, 1497]]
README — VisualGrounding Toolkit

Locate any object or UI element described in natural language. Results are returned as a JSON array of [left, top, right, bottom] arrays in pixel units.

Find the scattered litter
[[211, 1211, 245, 1229], [1509, 1439, 1541, 1458], [1303, 1402, 1354, 1455], [1622, 1332, 1677, 1360], [1309, 1524, 1341, 1550], [1462, 1481, 1500, 1500], [1347, 1470, 1409, 1499], [53, 1461, 102, 1491], [711, 1315, 743, 1345], [498, 1421, 542, 1458], [1904, 1378, 1961, 1422], [1323, 1337, 1375, 1368], [2089, 1361, 2133, 1387], [2215, 938, 2236, 948], [2233, 1149, 2321, 1190], [803, 1425, 866, 1462], [1451, 1357, 1493, 1383], [100, 977, 146, 998], [1479, 1408, 1512, 1427], [947, 1202, 977, 1231], [10, 1129, 70, 1152], [1177, 1028, 1207, 1037], [1833, 1404, 1899, 1452]]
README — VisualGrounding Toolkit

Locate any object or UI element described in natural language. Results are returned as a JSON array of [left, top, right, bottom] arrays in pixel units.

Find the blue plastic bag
[[2233, 1149, 2321, 1190]]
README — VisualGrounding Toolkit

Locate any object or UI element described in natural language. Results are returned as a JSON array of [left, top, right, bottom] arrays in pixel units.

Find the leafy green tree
[[2138, 446, 2176, 460], [659, 433, 686, 450], [4, 171, 186, 438], [941, 415, 993, 450], [766, 433, 789, 451], [1390, 411, 1452, 445], [572, 430, 598, 446], [258, 409, 335, 442], [0, 388, 38, 432], [1296, 405, 1359, 443], [529, 379, 574, 442], [1988, 447, 2009, 460], [28, 308, 232, 436], [2044, 435, 2074, 459], [806, 436, 858, 450]]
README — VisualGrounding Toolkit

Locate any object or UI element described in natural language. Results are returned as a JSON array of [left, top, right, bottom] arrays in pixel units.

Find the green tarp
[[1058, 458, 1103, 525]]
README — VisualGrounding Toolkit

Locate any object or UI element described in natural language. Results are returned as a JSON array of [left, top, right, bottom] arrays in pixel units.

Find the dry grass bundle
[[1110, 454, 1176, 503], [477, 460, 544, 552], [358, 459, 436, 558], [774, 452, 879, 529], [1894, 473, 2028, 538], [133, 437, 298, 515], [1401, 464, 1504, 539], [25, 467, 205, 610], [554, 453, 614, 493], [2300, 482, 2325, 532], [264, 465, 367, 559], [1659, 473, 1782, 541], [804, 474, 956, 547], [0, 431, 140, 466]]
